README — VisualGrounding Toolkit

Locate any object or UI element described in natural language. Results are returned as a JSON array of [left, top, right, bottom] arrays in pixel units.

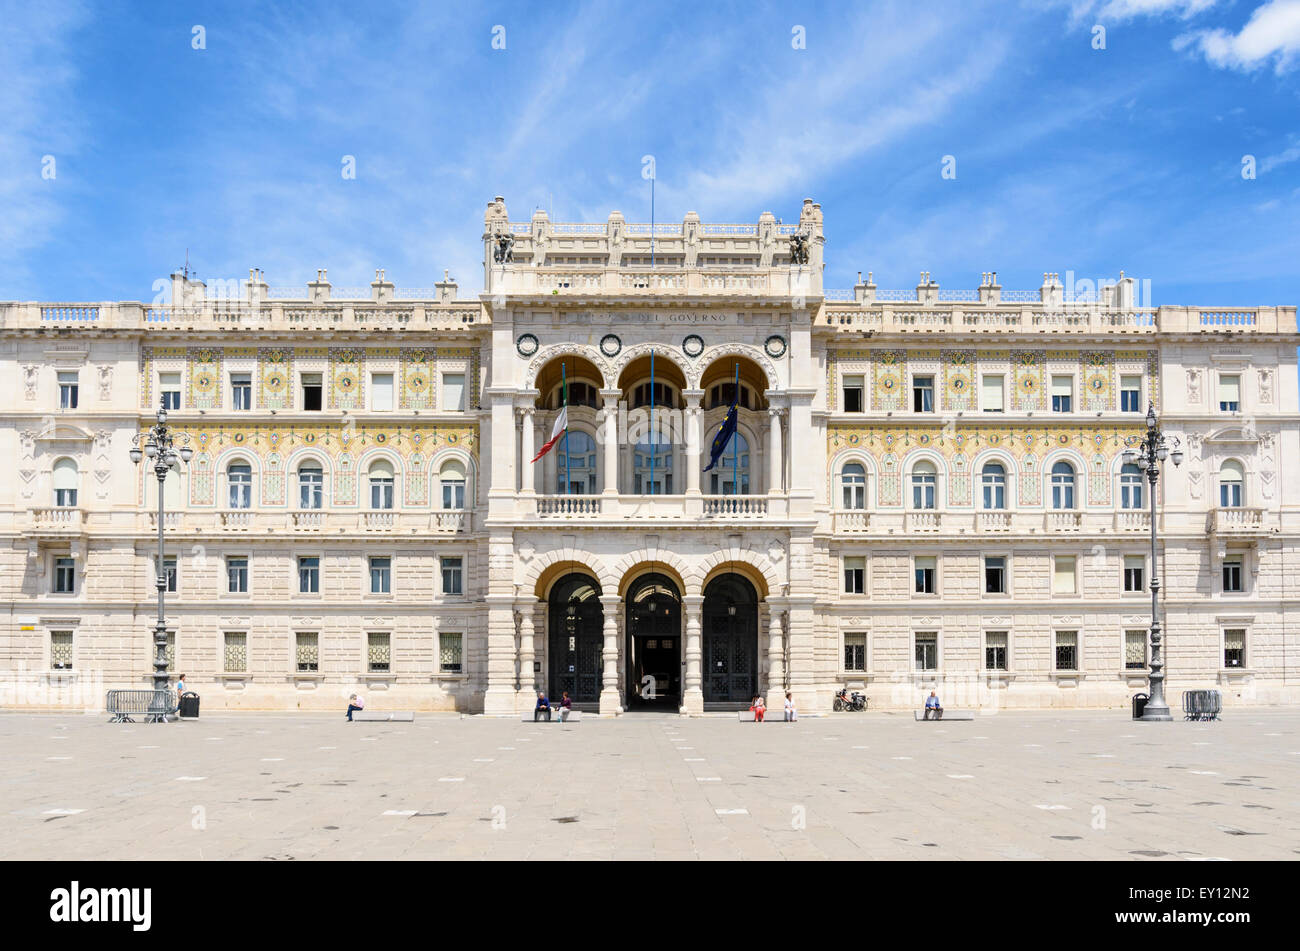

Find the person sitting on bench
[[749, 695, 766, 723], [556, 691, 572, 723], [924, 690, 943, 720], [346, 693, 364, 721], [534, 691, 551, 722]]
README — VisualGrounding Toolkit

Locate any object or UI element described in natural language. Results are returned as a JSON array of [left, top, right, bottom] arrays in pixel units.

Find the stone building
[[2, 196, 1296, 713]]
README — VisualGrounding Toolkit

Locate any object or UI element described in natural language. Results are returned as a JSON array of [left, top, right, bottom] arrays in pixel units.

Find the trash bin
[[178, 691, 200, 719], [1132, 693, 1149, 720]]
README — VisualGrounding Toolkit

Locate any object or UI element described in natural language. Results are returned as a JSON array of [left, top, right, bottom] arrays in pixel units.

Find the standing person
[[783, 691, 797, 722], [749, 695, 766, 723], [175, 673, 186, 695], [556, 690, 572, 723], [534, 690, 552, 722], [346, 693, 364, 722], [924, 690, 943, 720]]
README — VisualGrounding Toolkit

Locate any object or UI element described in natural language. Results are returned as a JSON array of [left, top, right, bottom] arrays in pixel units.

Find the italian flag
[[532, 404, 567, 463]]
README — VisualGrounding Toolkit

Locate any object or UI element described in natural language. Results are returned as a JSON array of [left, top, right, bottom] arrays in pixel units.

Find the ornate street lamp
[[1122, 403, 1183, 721], [129, 401, 193, 721]]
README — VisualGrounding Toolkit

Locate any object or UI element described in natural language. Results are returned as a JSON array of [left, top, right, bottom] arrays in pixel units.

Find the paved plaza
[[3, 710, 1298, 861]]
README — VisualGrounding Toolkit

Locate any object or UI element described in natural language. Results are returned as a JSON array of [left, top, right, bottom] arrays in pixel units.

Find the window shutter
[[1218, 375, 1240, 404], [442, 373, 465, 411], [982, 375, 1003, 410], [372, 373, 394, 410]]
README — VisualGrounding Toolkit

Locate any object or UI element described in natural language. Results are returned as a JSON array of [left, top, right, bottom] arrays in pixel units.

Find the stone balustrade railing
[[819, 304, 1293, 334]]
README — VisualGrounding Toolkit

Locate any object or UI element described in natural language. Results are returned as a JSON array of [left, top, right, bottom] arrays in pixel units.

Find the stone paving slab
[[2, 710, 1298, 861]]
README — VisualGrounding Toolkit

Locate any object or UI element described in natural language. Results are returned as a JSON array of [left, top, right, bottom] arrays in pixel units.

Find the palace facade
[[2, 196, 1297, 714]]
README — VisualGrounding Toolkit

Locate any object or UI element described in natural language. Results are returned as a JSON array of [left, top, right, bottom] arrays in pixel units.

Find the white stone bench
[[738, 710, 795, 722], [351, 711, 414, 722], [522, 710, 582, 722], [914, 710, 974, 721]]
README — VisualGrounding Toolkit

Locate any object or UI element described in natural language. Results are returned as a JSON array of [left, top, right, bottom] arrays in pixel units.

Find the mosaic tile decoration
[[329, 348, 364, 409], [943, 349, 976, 412], [259, 348, 292, 410], [1011, 350, 1046, 412], [1080, 350, 1114, 413], [188, 347, 223, 410], [872, 350, 907, 411], [401, 349, 434, 410]]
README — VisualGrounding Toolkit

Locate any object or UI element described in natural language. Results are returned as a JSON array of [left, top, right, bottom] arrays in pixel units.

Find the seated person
[[556, 691, 572, 722], [749, 695, 766, 722], [534, 691, 551, 722], [923, 690, 943, 720]]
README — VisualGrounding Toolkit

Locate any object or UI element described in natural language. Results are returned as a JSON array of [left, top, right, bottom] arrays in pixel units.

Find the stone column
[[483, 592, 519, 715], [516, 600, 538, 704], [598, 594, 623, 715], [683, 390, 703, 494], [768, 407, 784, 495], [766, 601, 788, 709], [682, 594, 704, 714], [601, 395, 619, 495], [520, 408, 536, 494]]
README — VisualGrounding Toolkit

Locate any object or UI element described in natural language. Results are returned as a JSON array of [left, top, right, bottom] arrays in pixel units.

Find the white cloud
[[1061, 0, 1219, 24], [1174, 0, 1300, 72], [1261, 140, 1300, 172]]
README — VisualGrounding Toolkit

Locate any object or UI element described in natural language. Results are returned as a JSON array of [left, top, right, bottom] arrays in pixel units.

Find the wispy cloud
[[1173, 0, 1300, 73]]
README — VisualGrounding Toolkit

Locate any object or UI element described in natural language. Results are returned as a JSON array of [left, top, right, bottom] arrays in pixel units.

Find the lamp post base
[[1139, 702, 1173, 722]]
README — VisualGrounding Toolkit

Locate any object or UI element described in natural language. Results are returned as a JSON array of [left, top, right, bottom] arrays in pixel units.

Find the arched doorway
[[624, 572, 682, 709], [548, 573, 604, 704], [703, 573, 758, 703]]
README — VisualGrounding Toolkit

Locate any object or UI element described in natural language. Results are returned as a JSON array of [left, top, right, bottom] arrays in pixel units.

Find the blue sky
[[2, 0, 1298, 305]]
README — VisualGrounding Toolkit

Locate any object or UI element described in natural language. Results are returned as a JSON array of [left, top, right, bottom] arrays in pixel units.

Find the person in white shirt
[[783, 691, 797, 722]]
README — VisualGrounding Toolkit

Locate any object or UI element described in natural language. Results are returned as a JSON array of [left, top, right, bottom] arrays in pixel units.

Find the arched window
[[631, 381, 676, 410], [1120, 464, 1144, 510], [297, 461, 324, 509], [557, 431, 598, 494], [1219, 460, 1244, 508], [1051, 461, 1076, 510], [981, 462, 1006, 510], [707, 382, 751, 410], [440, 459, 467, 509], [53, 458, 79, 507], [841, 463, 866, 509], [227, 460, 252, 509], [368, 460, 395, 509], [911, 460, 937, 510], [553, 380, 598, 409], [634, 434, 673, 495], [708, 431, 750, 495]]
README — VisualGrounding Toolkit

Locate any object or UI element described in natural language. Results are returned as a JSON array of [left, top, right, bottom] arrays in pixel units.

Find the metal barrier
[[1181, 689, 1222, 722], [106, 689, 179, 723]]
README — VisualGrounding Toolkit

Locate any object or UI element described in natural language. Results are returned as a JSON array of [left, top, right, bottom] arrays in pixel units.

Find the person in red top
[[749, 695, 766, 722]]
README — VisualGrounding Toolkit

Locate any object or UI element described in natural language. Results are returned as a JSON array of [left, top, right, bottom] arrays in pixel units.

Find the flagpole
[[561, 363, 571, 497], [732, 363, 739, 496], [650, 176, 655, 268], [649, 349, 655, 495]]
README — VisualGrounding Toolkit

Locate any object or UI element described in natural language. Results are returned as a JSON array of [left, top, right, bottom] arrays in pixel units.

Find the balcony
[[977, 512, 1011, 533], [1113, 511, 1151, 533], [832, 511, 871, 533], [495, 266, 813, 300], [1045, 511, 1082, 532], [537, 496, 601, 517], [289, 511, 326, 531], [905, 512, 941, 533], [148, 512, 182, 532], [531, 494, 778, 520], [26, 507, 85, 537], [218, 510, 253, 530], [1209, 507, 1267, 536]]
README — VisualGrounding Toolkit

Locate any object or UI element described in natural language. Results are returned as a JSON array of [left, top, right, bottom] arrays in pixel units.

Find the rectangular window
[[985, 631, 1008, 671], [1223, 628, 1245, 668], [1055, 630, 1078, 671], [1125, 630, 1147, 670], [441, 556, 463, 596], [50, 630, 73, 671], [301, 372, 323, 411], [914, 632, 938, 672], [984, 555, 1006, 594], [58, 371, 79, 409], [1052, 555, 1076, 595], [439, 633, 463, 674], [367, 632, 391, 673], [1123, 555, 1145, 593], [223, 632, 247, 673], [843, 555, 865, 594], [442, 373, 465, 412], [226, 556, 248, 594], [912, 375, 934, 413], [844, 632, 866, 672], [1222, 556, 1243, 592], [914, 555, 936, 594], [1120, 374, 1141, 413], [371, 373, 394, 411], [53, 557, 75, 593], [159, 371, 182, 410], [842, 374, 864, 413], [1218, 374, 1241, 412], [1051, 375, 1073, 413], [231, 372, 252, 410], [298, 556, 320, 594], [156, 555, 177, 593], [981, 374, 1004, 413], [442, 480, 466, 509], [369, 556, 391, 594], [296, 632, 319, 672]]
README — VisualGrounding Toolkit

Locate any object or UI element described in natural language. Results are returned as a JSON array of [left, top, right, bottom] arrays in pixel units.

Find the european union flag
[[703, 400, 738, 472]]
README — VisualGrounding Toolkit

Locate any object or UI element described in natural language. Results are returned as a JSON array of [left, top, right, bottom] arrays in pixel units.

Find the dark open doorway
[[547, 573, 604, 705], [702, 573, 758, 704], [624, 572, 682, 710]]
